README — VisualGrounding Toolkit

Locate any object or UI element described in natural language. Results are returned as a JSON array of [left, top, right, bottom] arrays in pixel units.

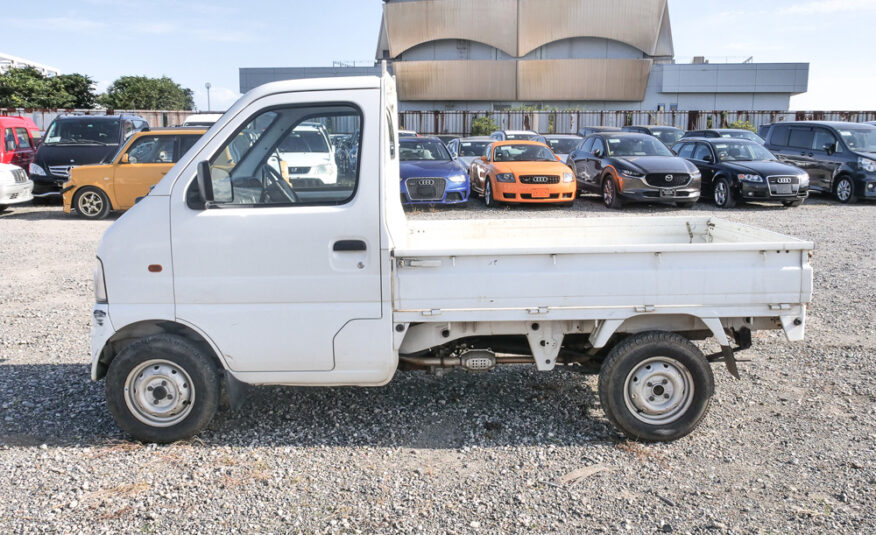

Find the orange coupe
[[469, 140, 576, 206]]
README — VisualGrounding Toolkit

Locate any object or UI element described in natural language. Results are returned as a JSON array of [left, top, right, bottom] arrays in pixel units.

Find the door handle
[[333, 240, 367, 252]]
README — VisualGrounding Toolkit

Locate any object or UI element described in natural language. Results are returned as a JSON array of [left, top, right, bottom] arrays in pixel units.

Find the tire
[[73, 187, 112, 219], [712, 177, 736, 208], [598, 331, 714, 442], [783, 199, 804, 208], [105, 334, 221, 443], [484, 178, 500, 207], [602, 175, 623, 209], [0, 205, 7, 212], [833, 176, 857, 204], [676, 201, 696, 209]]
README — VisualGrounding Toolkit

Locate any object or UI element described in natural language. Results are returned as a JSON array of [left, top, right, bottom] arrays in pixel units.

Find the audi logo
[[664, 174, 674, 182], [531, 176, 549, 183], [776, 177, 792, 184], [416, 179, 435, 186]]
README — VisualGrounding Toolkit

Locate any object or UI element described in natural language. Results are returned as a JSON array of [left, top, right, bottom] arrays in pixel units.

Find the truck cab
[[91, 73, 813, 444]]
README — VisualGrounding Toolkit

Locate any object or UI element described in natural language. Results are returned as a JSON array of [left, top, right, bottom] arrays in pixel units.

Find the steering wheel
[[261, 162, 300, 203]]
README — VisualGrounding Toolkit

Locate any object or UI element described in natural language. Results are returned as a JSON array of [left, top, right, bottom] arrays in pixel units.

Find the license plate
[[776, 184, 792, 194], [660, 189, 674, 197], [416, 186, 436, 197], [532, 188, 549, 198]]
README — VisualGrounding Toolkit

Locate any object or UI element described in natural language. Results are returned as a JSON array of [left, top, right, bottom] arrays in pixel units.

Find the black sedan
[[672, 137, 809, 208], [567, 133, 702, 209]]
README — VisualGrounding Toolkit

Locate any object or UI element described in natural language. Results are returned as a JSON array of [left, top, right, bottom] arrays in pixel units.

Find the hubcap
[[623, 357, 694, 425], [124, 359, 195, 427], [837, 179, 851, 201], [485, 181, 492, 205], [714, 182, 727, 206], [604, 180, 614, 205], [78, 191, 104, 216]]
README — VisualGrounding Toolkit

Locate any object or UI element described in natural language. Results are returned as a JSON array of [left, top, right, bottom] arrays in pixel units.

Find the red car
[[0, 116, 38, 170]]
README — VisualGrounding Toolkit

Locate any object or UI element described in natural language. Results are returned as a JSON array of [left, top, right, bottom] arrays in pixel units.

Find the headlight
[[797, 173, 810, 187], [29, 163, 46, 176], [689, 169, 702, 179], [859, 157, 876, 173], [496, 173, 515, 183], [313, 163, 335, 175], [738, 174, 763, 183], [0, 171, 14, 185], [447, 174, 467, 183], [94, 258, 108, 304], [619, 167, 645, 179], [562, 172, 574, 183]]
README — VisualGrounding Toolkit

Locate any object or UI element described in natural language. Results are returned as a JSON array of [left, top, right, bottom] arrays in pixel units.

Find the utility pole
[[205, 82, 212, 111]]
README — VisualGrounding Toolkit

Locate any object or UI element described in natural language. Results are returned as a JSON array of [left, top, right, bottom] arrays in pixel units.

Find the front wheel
[[105, 334, 221, 443], [834, 176, 857, 204], [598, 331, 714, 442], [73, 187, 112, 219], [602, 176, 622, 209], [712, 178, 736, 208], [484, 178, 500, 207]]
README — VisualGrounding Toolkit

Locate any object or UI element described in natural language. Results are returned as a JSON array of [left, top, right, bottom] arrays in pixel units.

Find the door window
[[770, 125, 791, 147], [592, 138, 606, 156], [203, 104, 362, 206], [123, 121, 135, 140], [692, 144, 712, 161], [812, 129, 840, 153], [127, 136, 176, 164], [178, 134, 200, 157], [14, 128, 32, 148], [579, 137, 595, 155], [788, 128, 814, 149], [676, 143, 695, 158], [3, 128, 16, 151]]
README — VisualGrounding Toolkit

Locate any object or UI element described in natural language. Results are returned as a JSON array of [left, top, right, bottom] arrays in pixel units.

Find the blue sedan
[[399, 137, 470, 205]]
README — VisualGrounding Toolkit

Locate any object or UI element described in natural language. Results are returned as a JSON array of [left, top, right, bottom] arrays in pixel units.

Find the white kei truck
[[91, 71, 814, 443]]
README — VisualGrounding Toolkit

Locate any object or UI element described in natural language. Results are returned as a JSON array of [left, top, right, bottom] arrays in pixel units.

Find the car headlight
[[619, 168, 645, 179], [94, 258, 108, 304], [562, 172, 574, 183], [313, 163, 335, 175], [797, 173, 810, 187], [29, 163, 46, 176], [447, 174, 467, 183], [496, 173, 515, 183], [0, 172, 14, 185], [858, 157, 876, 173], [738, 174, 763, 183], [689, 169, 702, 179]]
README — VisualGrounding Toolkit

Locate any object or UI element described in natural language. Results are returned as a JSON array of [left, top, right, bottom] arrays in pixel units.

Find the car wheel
[[602, 176, 622, 209], [73, 187, 112, 219], [598, 331, 714, 442], [712, 178, 736, 208], [105, 334, 221, 443], [782, 199, 804, 208], [833, 176, 857, 204], [484, 178, 500, 207]]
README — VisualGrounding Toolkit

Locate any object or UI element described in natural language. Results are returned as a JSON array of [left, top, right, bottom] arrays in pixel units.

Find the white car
[[275, 122, 338, 185], [181, 113, 223, 127], [0, 163, 33, 211]]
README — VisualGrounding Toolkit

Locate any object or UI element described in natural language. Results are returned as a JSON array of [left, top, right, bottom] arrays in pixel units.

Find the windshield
[[721, 130, 764, 143], [652, 128, 684, 145], [400, 140, 451, 161], [506, 133, 538, 141], [838, 128, 876, 153], [546, 138, 580, 154], [713, 141, 776, 162], [43, 118, 120, 145], [606, 136, 673, 157], [493, 144, 556, 162], [278, 129, 329, 153], [458, 141, 491, 157]]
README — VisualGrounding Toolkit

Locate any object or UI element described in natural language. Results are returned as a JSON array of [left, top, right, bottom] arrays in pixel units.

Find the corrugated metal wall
[[0, 108, 192, 131], [399, 110, 876, 136]]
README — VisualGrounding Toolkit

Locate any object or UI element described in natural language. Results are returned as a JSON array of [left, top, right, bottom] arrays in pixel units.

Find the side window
[[483, 143, 493, 159], [127, 136, 175, 163], [692, 143, 712, 161], [3, 128, 16, 151], [123, 121, 134, 140], [580, 137, 595, 154], [593, 138, 606, 156], [770, 125, 790, 146], [14, 128, 32, 148], [788, 128, 813, 149], [204, 104, 362, 206], [676, 143, 695, 158], [812, 129, 840, 153], [177, 135, 200, 161]]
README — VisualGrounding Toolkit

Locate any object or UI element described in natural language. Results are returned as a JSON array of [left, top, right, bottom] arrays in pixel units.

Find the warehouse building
[[240, 0, 809, 112]]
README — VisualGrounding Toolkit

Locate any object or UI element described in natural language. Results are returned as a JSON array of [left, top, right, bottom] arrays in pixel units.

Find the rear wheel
[[105, 334, 221, 443], [598, 331, 714, 442], [602, 176, 622, 209], [73, 187, 111, 219], [834, 176, 857, 203], [712, 178, 736, 208]]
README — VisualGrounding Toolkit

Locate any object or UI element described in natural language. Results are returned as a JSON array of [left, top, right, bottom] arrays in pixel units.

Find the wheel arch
[[591, 314, 726, 350], [94, 319, 227, 381]]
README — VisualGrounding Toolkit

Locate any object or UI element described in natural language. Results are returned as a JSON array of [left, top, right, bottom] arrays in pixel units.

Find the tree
[[727, 120, 757, 133], [0, 66, 97, 108], [99, 76, 194, 110], [470, 115, 499, 136]]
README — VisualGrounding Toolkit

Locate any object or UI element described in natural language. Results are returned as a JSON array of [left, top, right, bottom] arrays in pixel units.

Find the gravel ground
[[1, 194, 874, 534]]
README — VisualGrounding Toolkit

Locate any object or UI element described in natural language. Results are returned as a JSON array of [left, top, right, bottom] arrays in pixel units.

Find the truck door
[[169, 94, 381, 373]]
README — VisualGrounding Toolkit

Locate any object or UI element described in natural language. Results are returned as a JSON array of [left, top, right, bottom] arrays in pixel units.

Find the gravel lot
[[1, 194, 874, 534]]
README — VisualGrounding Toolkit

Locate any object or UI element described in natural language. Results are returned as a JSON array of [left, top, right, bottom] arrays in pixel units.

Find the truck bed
[[392, 216, 813, 322]]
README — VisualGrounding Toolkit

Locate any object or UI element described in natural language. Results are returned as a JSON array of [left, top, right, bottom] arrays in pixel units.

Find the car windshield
[[606, 136, 673, 157], [652, 129, 684, 145], [493, 144, 556, 162], [720, 130, 764, 143], [713, 141, 776, 162], [43, 118, 120, 145], [546, 138, 580, 154], [400, 140, 451, 161], [278, 129, 329, 153], [505, 133, 537, 141], [458, 141, 491, 157], [838, 128, 876, 153]]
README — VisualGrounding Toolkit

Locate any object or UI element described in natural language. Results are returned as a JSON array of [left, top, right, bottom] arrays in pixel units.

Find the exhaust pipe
[[400, 350, 533, 371]]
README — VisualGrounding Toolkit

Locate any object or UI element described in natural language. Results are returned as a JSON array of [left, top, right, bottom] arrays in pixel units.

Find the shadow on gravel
[[0, 363, 614, 449]]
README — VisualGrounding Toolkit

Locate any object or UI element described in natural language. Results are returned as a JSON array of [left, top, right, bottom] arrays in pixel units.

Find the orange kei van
[[469, 140, 576, 206], [62, 128, 206, 219]]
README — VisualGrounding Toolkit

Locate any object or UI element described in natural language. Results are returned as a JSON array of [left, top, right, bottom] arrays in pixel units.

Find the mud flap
[[701, 317, 741, 380]]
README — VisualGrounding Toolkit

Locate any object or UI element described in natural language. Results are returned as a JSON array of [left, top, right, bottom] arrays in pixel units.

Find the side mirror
[[824, 142, 838, 155], [481, 155, 488, 162], [556, 155, 563, 162], [703, 154, 714, 163], [196, 160, 214, 206], [593, 149, 603, 158], [120, 153, 130, 163]]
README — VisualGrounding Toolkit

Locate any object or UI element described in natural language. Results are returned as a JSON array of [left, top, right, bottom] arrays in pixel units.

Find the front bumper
[[853, 172, 876, 198], [90, 304, 115, 381], [0, 180, 34, 206], [30, 175, 67, 197], [493, 181, 576, 203], [738, 182, 809, 202], [617, 175, 701, 204], [401, 179, 470, 205]]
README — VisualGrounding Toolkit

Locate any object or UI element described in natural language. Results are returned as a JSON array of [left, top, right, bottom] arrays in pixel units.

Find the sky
[[1, 0, 874, 111]]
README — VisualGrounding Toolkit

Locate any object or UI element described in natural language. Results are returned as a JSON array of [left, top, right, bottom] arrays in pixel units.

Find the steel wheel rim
[[714, 182, 727, 206], [603, 180, 614, 206], [124, 359, 195, 427], [623, 356, 694, 425], [836, 179, 851, 201], [78, 191, 104, 216]]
